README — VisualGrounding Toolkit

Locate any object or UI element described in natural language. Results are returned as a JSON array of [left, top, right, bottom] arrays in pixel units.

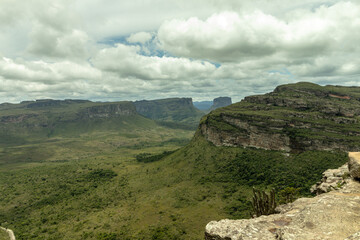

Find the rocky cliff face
[[81, 102, 137, 118], [26, 99, 90, 108], [134, 98, 203, 126], [205, 152, 360, 240], [0, 100, 139, 143], [200, 82, 360, 152], [210, 97, 232, 110], [0, 101, 137, 124]]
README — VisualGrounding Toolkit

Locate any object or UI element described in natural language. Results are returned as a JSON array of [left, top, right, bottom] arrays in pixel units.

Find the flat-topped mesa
[[210, 97, 232, 110], [200, 82, 360, 152], [134, 98, 195, 118], [205, 152, 360, 240], [81, 102, 137, 118], [133, 98, 203, 126]]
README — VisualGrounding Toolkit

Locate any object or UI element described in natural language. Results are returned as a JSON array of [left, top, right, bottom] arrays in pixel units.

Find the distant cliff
[[200, 82, 360, 152], [210, 97, 232, 110], [194, 97, 232, 112], [80, 102, 137, 118], [0, 100, 141, 145], [134, 98, 204, 127], [0, 100, 137, 124]]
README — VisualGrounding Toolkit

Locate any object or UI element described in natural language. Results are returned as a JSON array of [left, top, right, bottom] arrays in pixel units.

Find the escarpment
[[210, 97, 232, 110], [134, 97, 204, 126], [200, 82, 360, 152], [0, 100, 141, 143], [80, 102, 137, 118]]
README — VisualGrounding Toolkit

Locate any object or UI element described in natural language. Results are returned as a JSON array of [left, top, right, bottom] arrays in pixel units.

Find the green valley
[[0, 83, 355, 239]]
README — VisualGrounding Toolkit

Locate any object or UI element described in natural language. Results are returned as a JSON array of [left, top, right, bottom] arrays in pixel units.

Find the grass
[[0, 124, 197, 239]]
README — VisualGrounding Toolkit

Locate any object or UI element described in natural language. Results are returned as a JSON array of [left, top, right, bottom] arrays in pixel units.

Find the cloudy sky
[[0, 0, 359, 103]]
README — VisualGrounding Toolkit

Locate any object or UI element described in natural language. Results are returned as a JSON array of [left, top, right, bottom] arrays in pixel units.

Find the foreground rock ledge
[[206, 153, 360, 240], [206, 180, 360, 240]]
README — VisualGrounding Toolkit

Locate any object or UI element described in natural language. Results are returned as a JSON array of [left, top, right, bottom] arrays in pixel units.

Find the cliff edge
[[200, 82, 360, 152], [205, 152, 360, 240]]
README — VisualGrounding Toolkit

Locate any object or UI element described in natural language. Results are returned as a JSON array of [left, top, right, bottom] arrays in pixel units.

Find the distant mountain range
[[0, 97, 207, 146]]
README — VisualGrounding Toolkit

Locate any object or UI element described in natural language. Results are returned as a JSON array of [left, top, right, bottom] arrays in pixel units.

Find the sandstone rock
[[345, 232, 360, 240], [205, 179, 360, 240], [349, 152, 360, 179], [310, 163, 349, 195]]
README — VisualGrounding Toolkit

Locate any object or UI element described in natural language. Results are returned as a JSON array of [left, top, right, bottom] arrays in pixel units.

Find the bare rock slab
[[205, 179, 360, 240]]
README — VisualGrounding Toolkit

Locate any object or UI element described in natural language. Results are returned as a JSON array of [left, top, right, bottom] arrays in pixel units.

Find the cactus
[[252, 188, 277, 217]]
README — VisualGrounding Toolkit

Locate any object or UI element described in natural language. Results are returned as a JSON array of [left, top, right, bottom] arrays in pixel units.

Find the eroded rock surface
[[349, 152, 360, 179], [205, 153, 360, 240], [206, 180, 360, 240], [310, 163, 349, 195]]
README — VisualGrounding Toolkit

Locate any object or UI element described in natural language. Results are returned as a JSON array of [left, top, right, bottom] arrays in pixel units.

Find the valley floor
[[0, 124, 348, 239]]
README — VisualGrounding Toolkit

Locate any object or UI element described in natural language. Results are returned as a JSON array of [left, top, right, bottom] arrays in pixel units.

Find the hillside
[[200, 82, 360, 152], [0, 84, 355, 239], [0, 99, 155, 146], [134, 98, 204, 128]]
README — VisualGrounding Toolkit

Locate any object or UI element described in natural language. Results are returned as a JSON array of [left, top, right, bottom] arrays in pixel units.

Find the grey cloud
[[0, 0, 359, 104]]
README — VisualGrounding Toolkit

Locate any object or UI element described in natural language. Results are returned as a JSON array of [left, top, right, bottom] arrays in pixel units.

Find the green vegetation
[[252, 188, 276, 217], [136, 151, 176, 163], [0, 85, 354, 239], [0, 124, 347, 239], [202, 83, 360, 150]]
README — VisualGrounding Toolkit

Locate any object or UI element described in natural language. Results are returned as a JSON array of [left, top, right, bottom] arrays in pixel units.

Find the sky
[[0, 0, 359, 103]]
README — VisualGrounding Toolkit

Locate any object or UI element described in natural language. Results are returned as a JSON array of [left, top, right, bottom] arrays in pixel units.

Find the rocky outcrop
[[210, 97, 232, 110], [200, 120, 291, 151], [200, 82, 360, 152], [205, 153, 360, 240], [310, 164, 348, 195]]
